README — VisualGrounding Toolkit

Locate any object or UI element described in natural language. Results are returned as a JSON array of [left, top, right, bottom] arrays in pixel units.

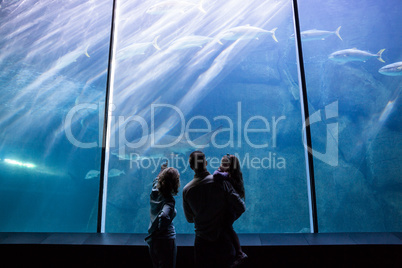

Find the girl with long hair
[[145, 162, 180, 268], [213, 154, 247, 267]]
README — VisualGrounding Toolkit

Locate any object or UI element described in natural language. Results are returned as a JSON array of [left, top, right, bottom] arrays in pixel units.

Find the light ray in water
[[350, 87, 401, 180], [110, 0, 288, 128], [0, 0, 113, 156], [379, 99, 397, 122], [379, 87, 400, 123], [4, 158, 36, 168], [1, 157, 67, 177]]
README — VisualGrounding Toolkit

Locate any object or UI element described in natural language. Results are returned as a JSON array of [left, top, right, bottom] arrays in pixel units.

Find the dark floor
[[1, 232, 401, 267]]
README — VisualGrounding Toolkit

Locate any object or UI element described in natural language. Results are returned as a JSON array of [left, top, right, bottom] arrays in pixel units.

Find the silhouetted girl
[[145, 163, 180, 268], [213, 154, 247, 267]]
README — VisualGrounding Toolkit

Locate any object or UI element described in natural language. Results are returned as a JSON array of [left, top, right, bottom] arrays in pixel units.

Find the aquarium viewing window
[[0, 0, 400, 234]]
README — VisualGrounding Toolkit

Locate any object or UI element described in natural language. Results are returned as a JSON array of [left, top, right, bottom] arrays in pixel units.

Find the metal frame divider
[[291, 0, 319, 233], [97, 0, 118, 233]]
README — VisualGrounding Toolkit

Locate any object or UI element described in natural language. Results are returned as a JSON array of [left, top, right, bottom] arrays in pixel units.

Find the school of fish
[[116, 1, 400, 77]]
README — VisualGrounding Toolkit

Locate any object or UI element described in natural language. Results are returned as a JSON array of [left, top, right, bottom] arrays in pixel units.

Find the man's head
[[189, 151, 207, 172]]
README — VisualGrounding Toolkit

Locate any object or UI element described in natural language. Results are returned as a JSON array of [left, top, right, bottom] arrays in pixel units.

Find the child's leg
[[227, 227, 248, 267], [229, 227, 242, 255]]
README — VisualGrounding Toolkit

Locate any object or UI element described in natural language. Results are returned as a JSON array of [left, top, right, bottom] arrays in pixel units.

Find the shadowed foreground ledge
[[1, 233, 401, 267]]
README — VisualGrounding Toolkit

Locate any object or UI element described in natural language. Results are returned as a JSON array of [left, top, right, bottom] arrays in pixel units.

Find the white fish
[[108, 169, 125, 177], [85, 170, 100, 179], [329, 48, 385, 63], [378, 62, 402, 76], [146, 1, 206, 15], [169, 35, 216, 50], [116, 36, 161, 60], [220, 25, 278, 42], [290, 26, 342, 41]]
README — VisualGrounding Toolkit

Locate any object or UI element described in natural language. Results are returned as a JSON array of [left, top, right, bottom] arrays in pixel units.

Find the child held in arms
[[213, 154, 247, 267]]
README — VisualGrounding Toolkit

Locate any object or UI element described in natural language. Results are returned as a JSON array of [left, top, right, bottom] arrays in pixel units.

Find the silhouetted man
[[183, 151, 245, 267]]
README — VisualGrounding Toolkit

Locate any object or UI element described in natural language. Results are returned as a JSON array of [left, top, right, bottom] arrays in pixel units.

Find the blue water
[[0, 0, 400, 233]]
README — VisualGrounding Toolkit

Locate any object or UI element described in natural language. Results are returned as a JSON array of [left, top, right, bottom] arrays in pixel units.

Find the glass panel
[[0, 0, 113, 232], [106, 0, 310, 233], [299, 0, 402, 232]]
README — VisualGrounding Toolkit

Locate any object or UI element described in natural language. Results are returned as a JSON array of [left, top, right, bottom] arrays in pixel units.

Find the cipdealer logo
[[64, 102, 286, 150], [303, 101, 339, 167], [63, 101, 339, 171]]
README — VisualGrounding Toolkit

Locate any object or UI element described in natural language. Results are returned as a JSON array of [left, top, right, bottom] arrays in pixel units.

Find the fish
[[116, 36, 161, 60], [146, 1, 206, 15], [378, 61, 402, 76], [108, 169, 125, 177], [328, 48, 385, 63], [168, 35, 216, 50], [85, 170, 100, 179], [220, 25, 278, 42], [84, 169, 125, 179], [290, 26, 342, 41], [112, 126, 222, 160]]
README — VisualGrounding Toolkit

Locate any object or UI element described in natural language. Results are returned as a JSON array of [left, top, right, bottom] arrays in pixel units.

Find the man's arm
[[182, 190, 194, 223]]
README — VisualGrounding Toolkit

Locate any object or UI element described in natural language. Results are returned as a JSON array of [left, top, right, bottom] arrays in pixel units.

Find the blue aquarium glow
[[0, 0, 400, 233]]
